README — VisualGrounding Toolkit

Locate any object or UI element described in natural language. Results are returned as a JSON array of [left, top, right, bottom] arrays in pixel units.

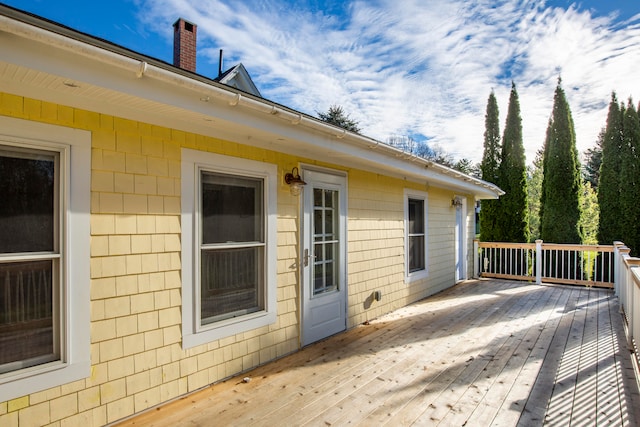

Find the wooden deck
[[116, 280, 640, 426]]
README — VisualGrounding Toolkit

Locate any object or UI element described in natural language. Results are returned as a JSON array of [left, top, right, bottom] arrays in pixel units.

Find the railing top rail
[[625, 257, 640, 267], [477, 242, 536, 249], [476, 241, 615, 252], [631, 267, 640, 291], [541, 243, 615, 252]]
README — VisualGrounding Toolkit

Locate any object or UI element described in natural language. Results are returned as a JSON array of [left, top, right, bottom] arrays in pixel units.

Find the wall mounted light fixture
[[284, 167, 307, 196], [451, 198, 463, 208]]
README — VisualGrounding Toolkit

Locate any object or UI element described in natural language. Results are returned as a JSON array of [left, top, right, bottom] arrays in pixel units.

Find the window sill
[[183, 310, 276, 349], [405, 270, 429, 284]]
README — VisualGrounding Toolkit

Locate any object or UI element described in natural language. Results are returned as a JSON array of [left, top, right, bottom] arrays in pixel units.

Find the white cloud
[[137, 0, 640, 164]]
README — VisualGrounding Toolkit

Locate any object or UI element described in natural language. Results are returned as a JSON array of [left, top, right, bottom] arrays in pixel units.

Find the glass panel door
[[301, 169, 347, 346]]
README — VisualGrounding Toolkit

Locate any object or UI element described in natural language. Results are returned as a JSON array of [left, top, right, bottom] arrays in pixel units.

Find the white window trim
[[0, 116, 91, 402], [404, 189, 429, 283], [181, 149, 277, 349]]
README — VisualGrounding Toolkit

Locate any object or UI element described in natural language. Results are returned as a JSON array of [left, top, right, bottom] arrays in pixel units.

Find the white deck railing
[[474, 240, 616, 288], [613, 242, 640, 355], [475, 240, 640, 377]]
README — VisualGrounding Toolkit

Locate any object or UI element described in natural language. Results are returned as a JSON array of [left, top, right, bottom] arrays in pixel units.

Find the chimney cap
[[173, 18, 197, 30]]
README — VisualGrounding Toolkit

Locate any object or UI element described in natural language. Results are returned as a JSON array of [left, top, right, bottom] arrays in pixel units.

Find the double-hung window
[[200, 172, 264, 324], [404, 189, 428, 282], [0, 146, 60, 373], [182, 149, 276, 348], [0, 116, 90, 402]]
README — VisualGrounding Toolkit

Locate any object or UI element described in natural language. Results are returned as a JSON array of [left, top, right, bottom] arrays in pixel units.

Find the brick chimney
[[173, 18, 197, 72]]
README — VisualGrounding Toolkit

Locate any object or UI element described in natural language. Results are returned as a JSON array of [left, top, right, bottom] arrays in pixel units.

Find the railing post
[[620, 247, 631, 315], [625, 258, 640, 350], [631, 264, 640, 351], [614, 241, 624, 296], [535, 240, 543, 285], [473, 239, 480, 279]]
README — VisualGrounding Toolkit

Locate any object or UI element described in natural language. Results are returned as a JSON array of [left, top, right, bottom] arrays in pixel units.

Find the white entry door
[[301, 169, 347, 346], [454, 197, 466, 282]]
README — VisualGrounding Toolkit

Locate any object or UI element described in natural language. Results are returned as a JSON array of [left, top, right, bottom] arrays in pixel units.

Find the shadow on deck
[[116, 280, 640, 426]]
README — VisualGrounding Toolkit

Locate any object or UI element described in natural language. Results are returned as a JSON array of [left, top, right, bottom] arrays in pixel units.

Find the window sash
[[408, 235, 425, 272], [408, 199, 424, 235], [198, 169, 267, 327], [200, 245, 265, 324], [0, 145, 62, 376], [408, 198, 425, 272], [405, 194, 428, 280], [200, 171, 263, 244], [0, 259, 60, 374]]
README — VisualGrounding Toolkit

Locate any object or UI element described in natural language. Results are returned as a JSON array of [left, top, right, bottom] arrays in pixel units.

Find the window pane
[[201, 172, 263, 244], [314, 188, 323, 207], [325, 260, 335, 290], [409, 235, 425, 272], [201, 247, 263, 324], [0, 149, 56, 253], [314, 209, 322, 236], [0, 260, 56, 374], [324, 190, 334, 208], [325, 209, 334, 237], [325, 243, 333, 262], [314, 243, 323, 261], [408, 199, 424, 234], [314, 262, 324, 293]]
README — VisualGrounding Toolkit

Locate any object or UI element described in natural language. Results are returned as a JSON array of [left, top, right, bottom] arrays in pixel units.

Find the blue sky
[[4, 0, 640, 164]]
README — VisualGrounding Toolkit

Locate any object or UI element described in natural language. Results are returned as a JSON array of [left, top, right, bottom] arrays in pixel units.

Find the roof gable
[[216, 63, 261, 97]]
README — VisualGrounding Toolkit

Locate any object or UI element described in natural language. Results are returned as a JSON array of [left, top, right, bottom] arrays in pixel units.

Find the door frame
[[299, 165, 348, 346]]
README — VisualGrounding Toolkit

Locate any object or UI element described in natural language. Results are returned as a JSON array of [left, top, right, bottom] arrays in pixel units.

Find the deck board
[[115, 280, 640, 427]]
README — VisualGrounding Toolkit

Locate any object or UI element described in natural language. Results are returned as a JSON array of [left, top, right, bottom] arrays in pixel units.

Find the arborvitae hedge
[[480, 91, 501, 242], [597, 94, 624, 246], [540, 82, 582, 243], [620, 100, 640, 255], [496, 83, 529, 243]]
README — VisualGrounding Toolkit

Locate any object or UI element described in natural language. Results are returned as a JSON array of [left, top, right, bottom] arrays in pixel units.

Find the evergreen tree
[[317, 104, 361, 133], [620, 99, 640, 254], [496, 83, 529, 243], [479, 91, 501, 241], [527, 148, 544, 241], [583, 129, 604, 189], [597, 93, 624, 245], [452, 158, 478, 176], [540, 80, 582, 243], [579, 180, 599, 245]]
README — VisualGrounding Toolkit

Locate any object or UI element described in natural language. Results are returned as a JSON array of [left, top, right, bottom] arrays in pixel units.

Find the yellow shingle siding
[[0, 94, 461, 426], [347, 176, 458, 326]]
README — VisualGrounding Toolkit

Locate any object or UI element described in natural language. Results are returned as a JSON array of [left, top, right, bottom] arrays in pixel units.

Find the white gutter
[[0, 10, 503, 198]]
